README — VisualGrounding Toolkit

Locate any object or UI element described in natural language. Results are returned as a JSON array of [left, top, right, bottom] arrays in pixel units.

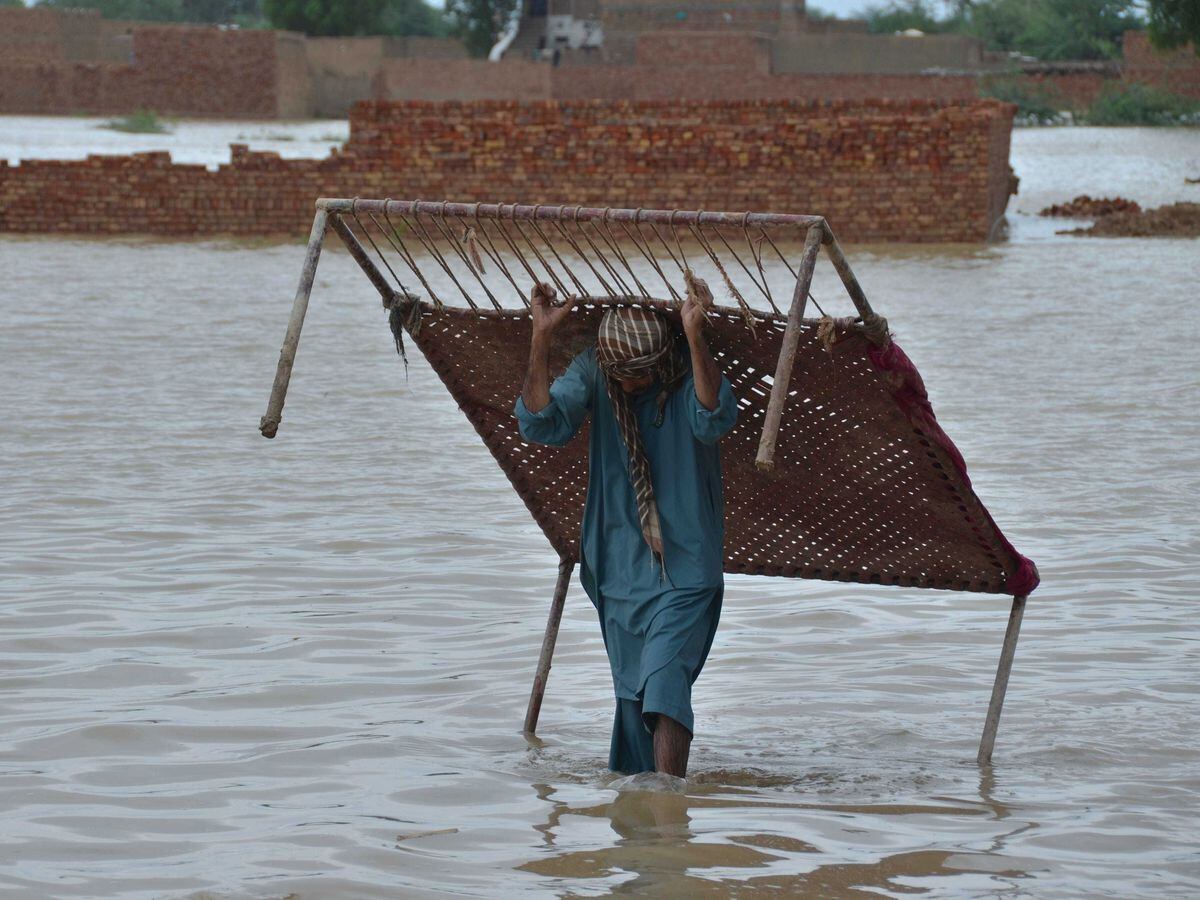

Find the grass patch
[[1080, 83, 1200, 126], [101, 109, 171, 134]]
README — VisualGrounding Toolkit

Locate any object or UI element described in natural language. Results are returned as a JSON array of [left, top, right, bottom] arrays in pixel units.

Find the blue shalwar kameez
[[514, 346, 738, 773]]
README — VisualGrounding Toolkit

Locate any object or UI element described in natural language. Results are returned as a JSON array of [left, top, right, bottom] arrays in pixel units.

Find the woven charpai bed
[[259, 199, 1039, 764]]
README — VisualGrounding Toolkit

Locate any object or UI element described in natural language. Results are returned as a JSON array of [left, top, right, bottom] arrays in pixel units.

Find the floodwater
[[0, 116, 349, 170], [1, 124, 1198, 898]]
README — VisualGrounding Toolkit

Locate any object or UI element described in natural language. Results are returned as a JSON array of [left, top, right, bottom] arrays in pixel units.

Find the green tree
[[862, 0, 956, 34], [382, 0, 448, 37], [966, 0, 1142, 60], [1, 0, 27, 8], [180, 0, 264, 24], [1147, 0, 1200, 55], [34, 0, 265, 24], [35, 0, 187, 20], [263, 0, 388, 35], [445, 0, 518, 57]]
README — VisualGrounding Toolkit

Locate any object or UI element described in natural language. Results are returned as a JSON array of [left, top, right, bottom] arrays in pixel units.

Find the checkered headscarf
[[596, 307, 687, 570]]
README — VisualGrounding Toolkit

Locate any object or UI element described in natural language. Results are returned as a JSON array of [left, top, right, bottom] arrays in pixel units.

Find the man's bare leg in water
[[653, 714, 691, 777]]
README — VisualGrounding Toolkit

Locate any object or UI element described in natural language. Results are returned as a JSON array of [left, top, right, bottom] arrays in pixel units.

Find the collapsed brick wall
[[0, 99, 1015, 244]]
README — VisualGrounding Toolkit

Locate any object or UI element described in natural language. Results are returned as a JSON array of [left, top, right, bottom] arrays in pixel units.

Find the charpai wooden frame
[[259, 198, 1034, 766]]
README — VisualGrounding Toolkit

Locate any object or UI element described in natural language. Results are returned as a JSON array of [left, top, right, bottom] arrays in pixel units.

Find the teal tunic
[[514, 345, 738, 773]]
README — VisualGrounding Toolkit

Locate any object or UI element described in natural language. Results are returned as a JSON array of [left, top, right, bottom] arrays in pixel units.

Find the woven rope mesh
[[406, 299, 1025, 594]]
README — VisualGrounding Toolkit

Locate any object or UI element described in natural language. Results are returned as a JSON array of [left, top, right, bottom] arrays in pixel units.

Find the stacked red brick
[[0, 98, 1017, 243]]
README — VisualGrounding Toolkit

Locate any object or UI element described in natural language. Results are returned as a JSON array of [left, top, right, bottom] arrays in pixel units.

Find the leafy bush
[[101, 109, 172, 134], [981, 76, 1068, 125], [1081, 82, 1200, 125]]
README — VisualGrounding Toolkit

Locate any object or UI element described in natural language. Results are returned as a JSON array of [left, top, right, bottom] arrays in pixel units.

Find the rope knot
[[861, 313, 891, 348]]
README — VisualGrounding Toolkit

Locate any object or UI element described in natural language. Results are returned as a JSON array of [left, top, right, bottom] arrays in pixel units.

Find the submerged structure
[[259, 198, 1039, 764]]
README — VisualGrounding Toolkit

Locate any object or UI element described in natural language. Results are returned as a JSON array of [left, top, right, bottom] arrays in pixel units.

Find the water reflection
[[521, 773, 1036, 896]]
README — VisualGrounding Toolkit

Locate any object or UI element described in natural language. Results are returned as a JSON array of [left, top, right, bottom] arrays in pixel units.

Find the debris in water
[[1039, 195, 1142, 218], [395, 827, 459, 844], [1058, 202, 1200, 237]]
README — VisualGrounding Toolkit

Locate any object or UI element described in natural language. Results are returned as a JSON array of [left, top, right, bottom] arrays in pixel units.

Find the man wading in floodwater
[[514, 283, 738, 777]]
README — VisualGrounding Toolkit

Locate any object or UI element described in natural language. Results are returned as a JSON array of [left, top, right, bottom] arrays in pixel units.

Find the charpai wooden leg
[[260, 208, 328, 439], [524, 556, 576, 735], [977, 594, 1028, 765]]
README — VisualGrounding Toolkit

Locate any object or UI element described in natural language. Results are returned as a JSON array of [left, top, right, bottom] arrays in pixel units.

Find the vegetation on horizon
[[980, 76, 1069, 124], [1081, 81, 1200, 124], [36, 0, 267, 26], [859, 0, 1198, 60], [1147, 0, 1200, 53], [262, 0, 447, 37], [101, 109, 172, 133], [30, 0, 449, 35], [982, 75, 1200, 125]]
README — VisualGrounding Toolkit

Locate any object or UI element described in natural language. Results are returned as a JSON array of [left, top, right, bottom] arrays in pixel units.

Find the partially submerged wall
[[0, 98, 1016, 244]]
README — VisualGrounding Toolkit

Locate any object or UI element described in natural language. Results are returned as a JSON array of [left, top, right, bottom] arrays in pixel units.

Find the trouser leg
[[609, 697, 655, 774]]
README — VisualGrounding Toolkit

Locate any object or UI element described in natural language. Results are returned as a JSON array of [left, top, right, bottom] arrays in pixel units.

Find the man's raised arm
[[522, 282, 576, 413], [681, 294, 738, 444], [682, 295, 722, 411]]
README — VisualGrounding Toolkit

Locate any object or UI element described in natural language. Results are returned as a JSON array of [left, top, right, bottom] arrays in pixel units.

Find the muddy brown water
[[1, 126, 1198, 897]]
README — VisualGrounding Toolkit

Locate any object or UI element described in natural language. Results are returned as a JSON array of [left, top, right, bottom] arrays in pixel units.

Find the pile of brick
[[1061, 202, 1200, 237], [1039, 195, 1143, 217]]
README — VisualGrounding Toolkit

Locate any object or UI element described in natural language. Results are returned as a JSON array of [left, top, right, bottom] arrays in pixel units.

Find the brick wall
[[549, 67, 978, 100], [365, 50, 979, 103], [375, 59, 552, 102], [1122, 30, 1200, 98], [0, 7, 85, 62], [0, 17, 293, 118], [633, 32, 772, 72], [129, 27, 282, 117], [275, 32, 314, 120], [4, 9, 1197, 119], [0, 98, 1015, 244], [1023, 71, 1112, 108]]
